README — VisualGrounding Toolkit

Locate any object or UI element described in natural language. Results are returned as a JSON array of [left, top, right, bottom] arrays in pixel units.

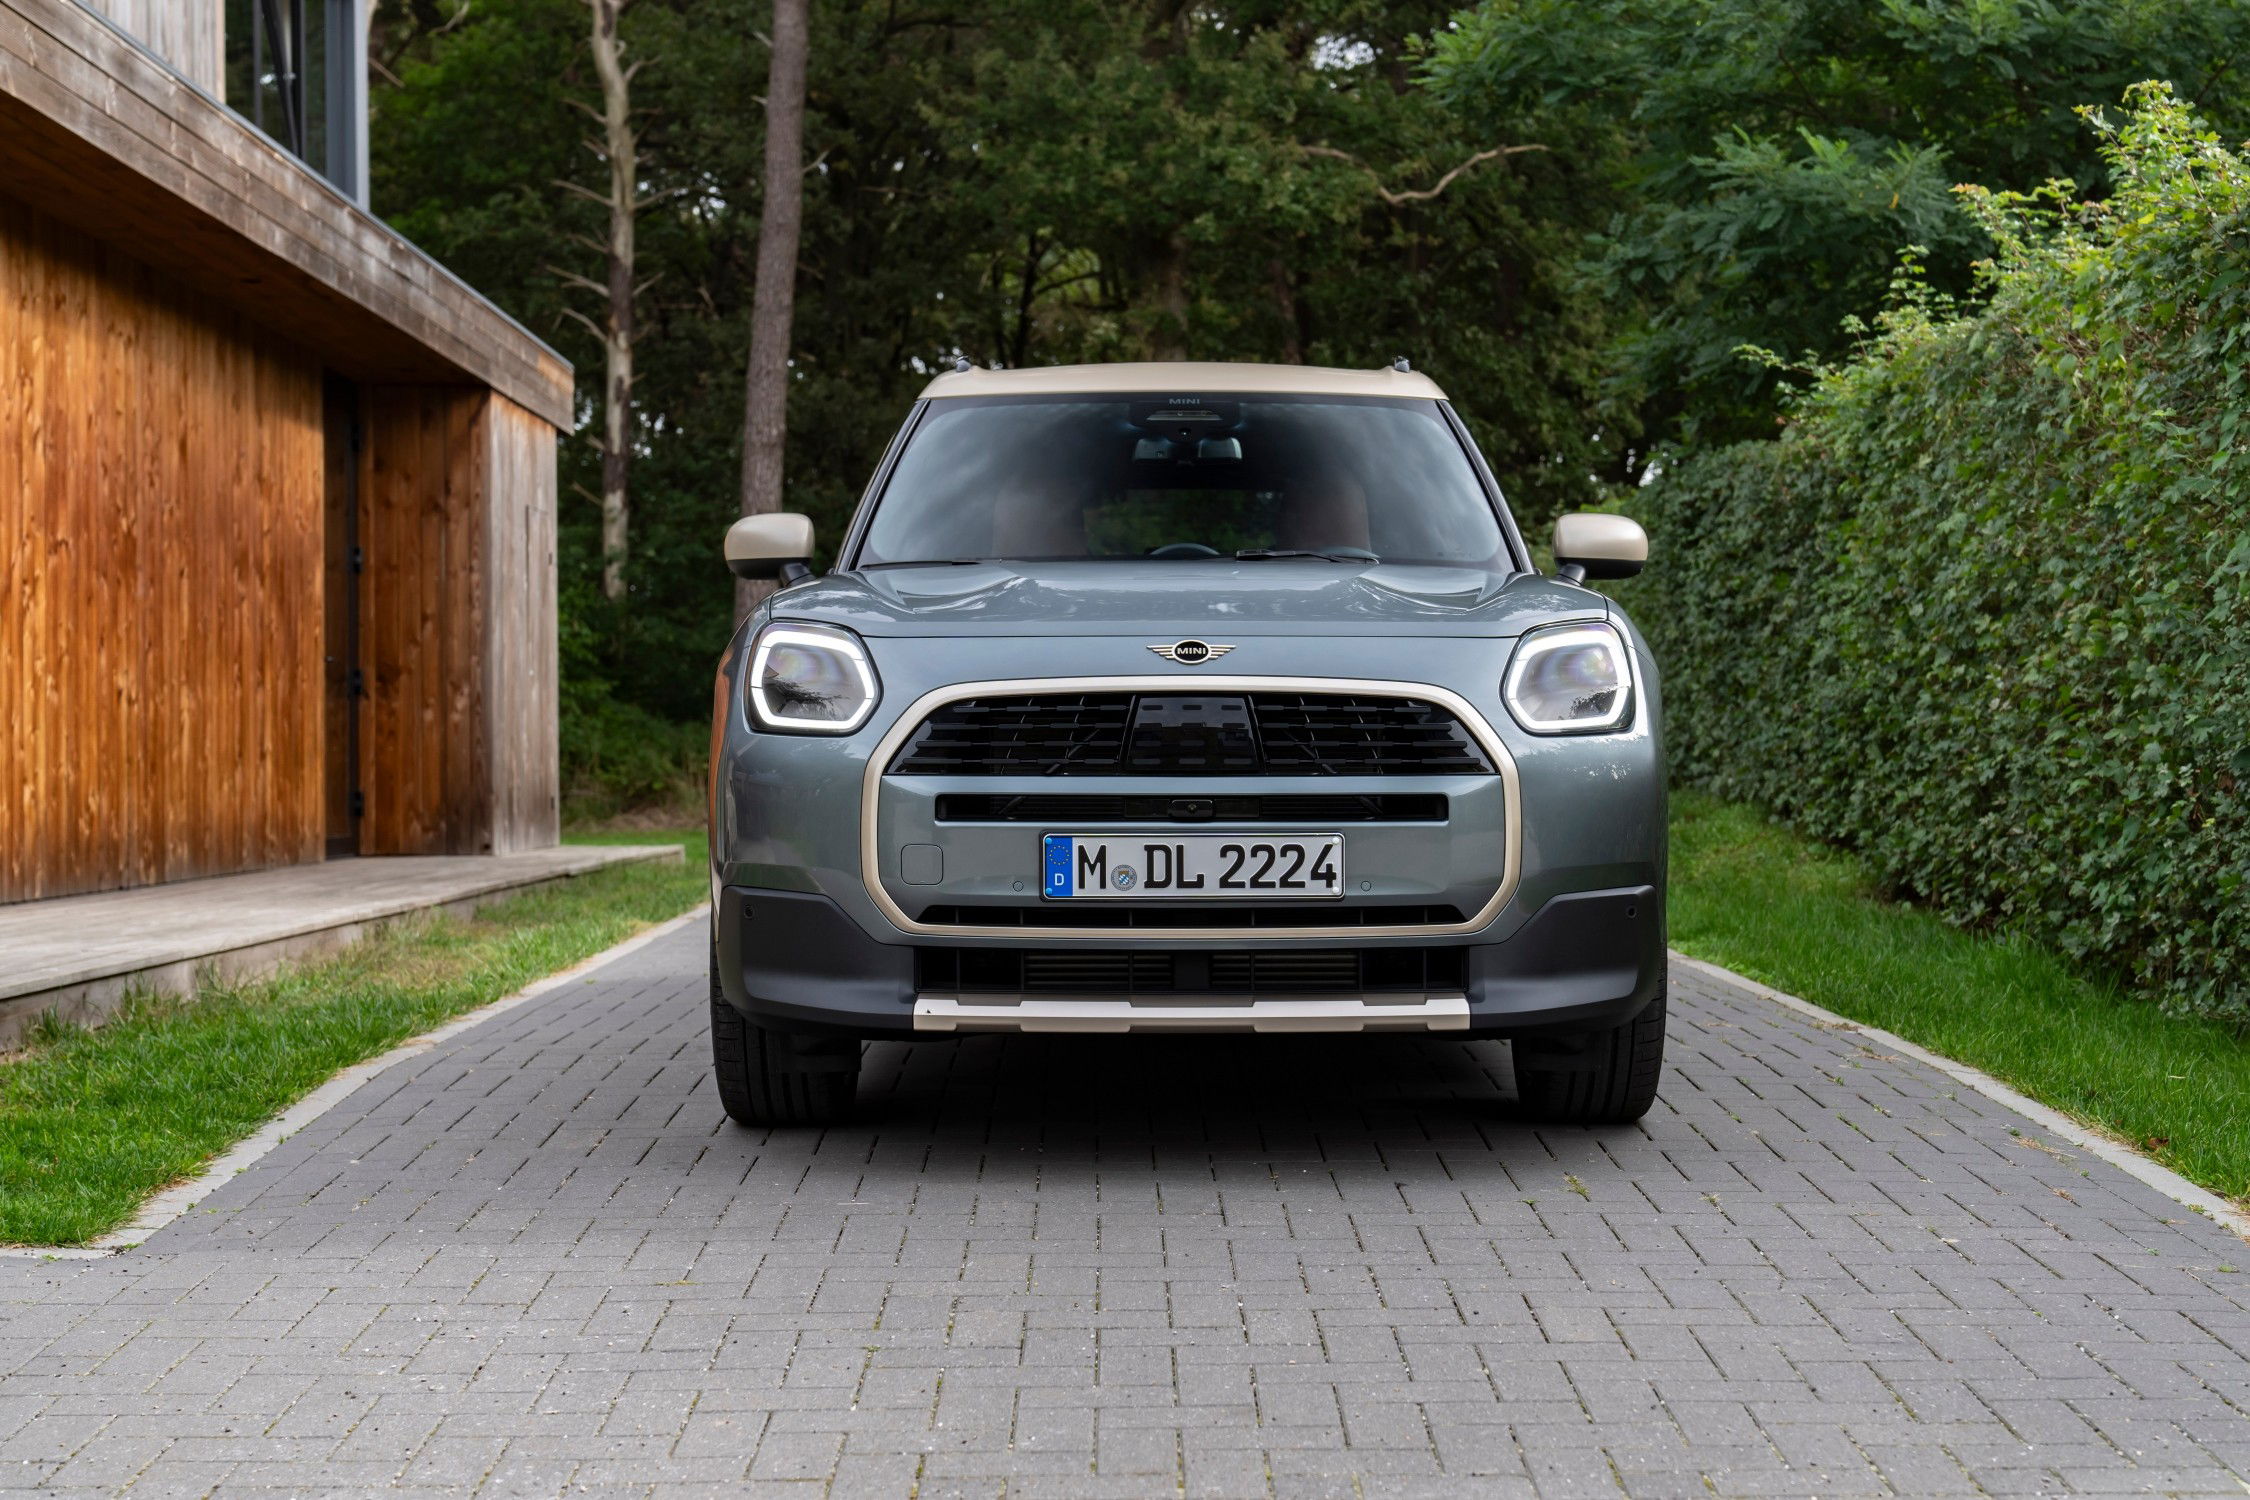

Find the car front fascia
[[712, 614, 1662, 962], [858, 672, 1525, 941]]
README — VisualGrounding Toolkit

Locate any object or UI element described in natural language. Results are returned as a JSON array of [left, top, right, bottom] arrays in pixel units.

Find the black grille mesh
[[933, 793, 1447, 823], [891, 693, 1490, 777], [889, 694, 1131, 776], [917, 903, 1464, 930], [1253, 695, 1489, 775]]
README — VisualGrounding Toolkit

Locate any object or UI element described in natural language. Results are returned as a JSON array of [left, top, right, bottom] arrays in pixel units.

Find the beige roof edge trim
[[920, 362, 1450, 401], [859, 675, 1520, 941]]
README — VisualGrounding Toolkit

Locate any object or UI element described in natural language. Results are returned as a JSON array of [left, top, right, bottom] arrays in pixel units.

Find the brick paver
[[2, 925, 2247, 1497]]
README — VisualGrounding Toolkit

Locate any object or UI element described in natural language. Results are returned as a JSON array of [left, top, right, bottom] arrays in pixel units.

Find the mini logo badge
[[1148, 640, 1234, 665]]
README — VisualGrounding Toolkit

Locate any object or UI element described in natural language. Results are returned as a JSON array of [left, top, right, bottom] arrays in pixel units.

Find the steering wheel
[[1146, 541, 1222, 559]]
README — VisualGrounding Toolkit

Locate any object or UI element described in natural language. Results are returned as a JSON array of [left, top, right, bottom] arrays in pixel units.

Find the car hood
[[769, 560, 1605, 638]]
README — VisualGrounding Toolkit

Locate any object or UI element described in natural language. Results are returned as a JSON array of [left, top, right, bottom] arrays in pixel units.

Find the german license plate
[[1041, 833, 1345, 900]]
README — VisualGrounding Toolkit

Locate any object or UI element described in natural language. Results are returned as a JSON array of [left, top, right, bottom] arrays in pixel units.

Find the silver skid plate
[[912, 993, 1470, 1034]]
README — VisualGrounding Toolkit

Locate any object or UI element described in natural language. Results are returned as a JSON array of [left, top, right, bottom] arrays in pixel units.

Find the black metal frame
[[249, 0, 308, 159], [235, 0, 364, 201]]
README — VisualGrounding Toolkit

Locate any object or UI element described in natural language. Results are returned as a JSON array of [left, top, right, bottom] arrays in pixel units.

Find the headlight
[[1502, 621, 1633, 734], [746, 623, 880, 734]]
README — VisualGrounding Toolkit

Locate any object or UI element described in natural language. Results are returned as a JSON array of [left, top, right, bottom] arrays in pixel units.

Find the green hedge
[[1624, 86, 2250, 1023], [559, 682, 705, 819]]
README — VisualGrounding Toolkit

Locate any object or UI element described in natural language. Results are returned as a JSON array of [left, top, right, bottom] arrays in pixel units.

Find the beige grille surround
[[860, 676, 1523, 941]]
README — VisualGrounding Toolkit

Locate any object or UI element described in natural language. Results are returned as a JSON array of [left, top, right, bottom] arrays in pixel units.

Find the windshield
[[856, 394, 1508, 569]]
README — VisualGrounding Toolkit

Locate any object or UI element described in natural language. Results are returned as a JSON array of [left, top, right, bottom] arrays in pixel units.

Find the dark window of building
[[224, 0, 366, 201]]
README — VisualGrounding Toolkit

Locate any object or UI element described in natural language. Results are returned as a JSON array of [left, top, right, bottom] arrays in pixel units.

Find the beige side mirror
[[725, 512, 816, 582], [1552, 512, 1647, 583]]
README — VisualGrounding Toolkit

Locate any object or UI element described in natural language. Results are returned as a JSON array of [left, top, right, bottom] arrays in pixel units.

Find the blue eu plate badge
[[1042, 835, 1074, 897]]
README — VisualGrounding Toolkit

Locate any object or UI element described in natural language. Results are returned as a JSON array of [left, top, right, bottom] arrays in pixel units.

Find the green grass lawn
[[0, 832, 706, 1248], [1670, 790, 2250, 1208]]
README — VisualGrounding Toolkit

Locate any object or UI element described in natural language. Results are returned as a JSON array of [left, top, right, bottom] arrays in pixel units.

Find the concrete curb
[[1672, 949, 2250, 1244], [3, 906, 710, 1260]]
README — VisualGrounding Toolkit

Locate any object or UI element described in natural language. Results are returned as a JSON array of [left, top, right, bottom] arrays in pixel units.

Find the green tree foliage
[[371, 0, 1624, 752], [375, 0, 1001, 731], [1424, 0, 2250, 445], [942, 1, 1631, 515], [1622, 88, 2250, 1022]]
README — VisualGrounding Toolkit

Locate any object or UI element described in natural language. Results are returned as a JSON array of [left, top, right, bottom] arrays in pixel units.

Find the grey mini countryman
[[709, 361, 1665, 1127]]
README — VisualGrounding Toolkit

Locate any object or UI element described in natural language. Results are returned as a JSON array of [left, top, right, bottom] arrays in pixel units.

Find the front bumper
[[714, 882, 1664, 1039]]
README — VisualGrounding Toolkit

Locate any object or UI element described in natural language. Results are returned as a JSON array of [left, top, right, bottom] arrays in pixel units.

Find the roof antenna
[[952, 355, 974, 373], [1391, 356, 1412, 373]]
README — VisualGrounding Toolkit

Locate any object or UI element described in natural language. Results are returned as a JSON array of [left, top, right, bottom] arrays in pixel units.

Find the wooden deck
[[0, 845, 686, 1048]]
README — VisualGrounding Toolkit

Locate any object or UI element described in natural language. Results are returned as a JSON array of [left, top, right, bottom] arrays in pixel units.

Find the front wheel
[[710, 946, 861, 1127], [1510, 990, 1666, 1125]]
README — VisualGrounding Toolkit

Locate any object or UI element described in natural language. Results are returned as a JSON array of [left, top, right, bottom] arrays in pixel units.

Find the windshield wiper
[[1235, 548, 1379, 564], [859, 557, 1009, 570]]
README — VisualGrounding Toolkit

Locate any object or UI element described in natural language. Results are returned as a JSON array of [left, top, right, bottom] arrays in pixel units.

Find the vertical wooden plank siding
[[1, 203, 564, 894], [0, 193, 324, 904], [75, 0, 226, 96], [360, 386, 430, 855], [320, 378, 358, 849], [355, 388, 560, 857], [0, 187, 20, 901], [482, 395, 561, 853], [360, 386, 484, 856], [441, 388, 490, 846]]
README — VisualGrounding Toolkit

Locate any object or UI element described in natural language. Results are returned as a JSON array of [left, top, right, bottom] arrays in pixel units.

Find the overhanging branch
[[1299, 143, 1548, 206]]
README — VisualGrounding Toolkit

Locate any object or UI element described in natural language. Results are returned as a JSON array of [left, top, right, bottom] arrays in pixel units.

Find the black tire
[[1510, 989, 1667, 1125], [710, 945, 860, 1127]]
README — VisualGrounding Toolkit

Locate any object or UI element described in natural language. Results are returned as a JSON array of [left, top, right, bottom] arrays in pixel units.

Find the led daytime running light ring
[[1502, 621, 1634, 734], [748, 624, 879, 734]]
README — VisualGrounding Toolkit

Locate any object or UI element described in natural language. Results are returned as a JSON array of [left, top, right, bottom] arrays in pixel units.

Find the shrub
[[559, 680, 705, 822], [1625, 86, 2250, 1023], [558, 584, 706, 821]]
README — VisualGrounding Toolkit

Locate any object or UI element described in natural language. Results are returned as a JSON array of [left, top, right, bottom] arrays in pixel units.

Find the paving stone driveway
[[3, 925, 2248, 1498]]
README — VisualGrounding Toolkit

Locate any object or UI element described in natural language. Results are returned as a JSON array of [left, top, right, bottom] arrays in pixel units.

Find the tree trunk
[[1010, 230, 1043, 369], [1269, 255, 1301, 364], [1147, 230, 1190, 360], [589, 0, 636, 602], [736, 0, 810, 623]]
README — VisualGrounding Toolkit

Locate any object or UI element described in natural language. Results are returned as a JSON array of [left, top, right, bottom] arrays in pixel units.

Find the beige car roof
[[919, 360, 1449, 401]]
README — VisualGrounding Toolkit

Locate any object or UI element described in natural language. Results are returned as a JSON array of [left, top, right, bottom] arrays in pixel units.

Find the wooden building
[[1, 0, 573, 904]]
